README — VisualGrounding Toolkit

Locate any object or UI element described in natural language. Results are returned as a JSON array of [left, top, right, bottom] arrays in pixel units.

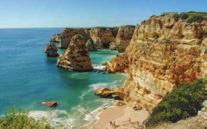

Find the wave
[[89, 80, 123, 90], [29, 110, 74, 129]]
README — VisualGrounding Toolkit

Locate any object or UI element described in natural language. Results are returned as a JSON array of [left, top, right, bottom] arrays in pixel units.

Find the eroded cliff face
[[110, 25, 135, 52], [119, 14, 207, 111], [57, 34, 93, 71], [60, 27, 118, 49]]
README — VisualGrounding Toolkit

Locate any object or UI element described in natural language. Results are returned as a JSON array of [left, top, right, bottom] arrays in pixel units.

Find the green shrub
[[0, 108, 53, 129], [186, 15, 205, 23], [146, 79, 207, 126]]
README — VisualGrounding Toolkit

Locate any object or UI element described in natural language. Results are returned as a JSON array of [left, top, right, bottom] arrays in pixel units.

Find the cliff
[[110, 25, 135, 52], [57, 34, 93, 71], [44, 42, 59, 57], [103, 12, 207, 112]]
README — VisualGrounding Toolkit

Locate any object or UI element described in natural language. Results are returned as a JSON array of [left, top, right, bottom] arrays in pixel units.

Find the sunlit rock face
[[110, 25, 135, 52], [57, 34, 93, 71], [120, 13, 207, 111]]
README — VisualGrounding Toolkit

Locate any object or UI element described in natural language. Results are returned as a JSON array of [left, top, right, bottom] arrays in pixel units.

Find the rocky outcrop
[[95, 88, 125, 100], [105, 53, 128, 73], [57, 34, 93, 71], [85, 39, 97, 51], [110, 25, 135, 52], [111, 13, 207, 112], [44, 42, 59, 57]]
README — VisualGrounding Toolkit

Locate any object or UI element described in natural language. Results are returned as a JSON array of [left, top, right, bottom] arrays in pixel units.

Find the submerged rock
[[57, 34, 93, 71], [41, 101, 58, 108], [44, 42, 59, 57]]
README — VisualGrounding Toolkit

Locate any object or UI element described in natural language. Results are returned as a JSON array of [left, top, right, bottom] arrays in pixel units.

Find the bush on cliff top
[[146, 79, 207, 126], [0, 109, 53, 129]]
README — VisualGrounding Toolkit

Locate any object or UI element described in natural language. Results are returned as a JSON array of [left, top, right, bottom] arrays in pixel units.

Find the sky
[[0, 0, 207, 28]]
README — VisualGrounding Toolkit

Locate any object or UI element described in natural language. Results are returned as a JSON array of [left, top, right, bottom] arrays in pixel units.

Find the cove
[[0, 28, 125, 128]]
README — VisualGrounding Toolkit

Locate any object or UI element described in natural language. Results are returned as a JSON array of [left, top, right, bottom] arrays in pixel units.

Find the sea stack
[[57, 34, 93, 71], [44, 42, 59, 57]]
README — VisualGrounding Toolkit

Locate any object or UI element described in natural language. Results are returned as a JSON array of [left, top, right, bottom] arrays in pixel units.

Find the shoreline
[[83, 103, 150, 129]]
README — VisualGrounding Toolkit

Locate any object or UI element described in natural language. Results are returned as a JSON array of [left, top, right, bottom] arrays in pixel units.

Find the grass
[[0, 108, 53, 129], [146, 79, 207, 126]]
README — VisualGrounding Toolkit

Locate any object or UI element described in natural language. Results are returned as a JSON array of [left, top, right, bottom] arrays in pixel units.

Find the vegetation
[[0, 109, 53, 129], [161, 11, 207, 23], [146, 79, 207, 126]]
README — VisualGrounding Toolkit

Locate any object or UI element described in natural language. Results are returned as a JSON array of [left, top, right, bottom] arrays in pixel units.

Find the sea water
[[0, 28, 125, 128]]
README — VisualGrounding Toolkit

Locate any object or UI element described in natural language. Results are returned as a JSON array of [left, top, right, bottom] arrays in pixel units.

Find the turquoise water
[[0, 28, 125, 128]]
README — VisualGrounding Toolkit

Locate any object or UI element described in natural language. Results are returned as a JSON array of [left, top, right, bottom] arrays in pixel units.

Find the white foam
[[29, 110, 74, 129], [92, 64, 106, 71]]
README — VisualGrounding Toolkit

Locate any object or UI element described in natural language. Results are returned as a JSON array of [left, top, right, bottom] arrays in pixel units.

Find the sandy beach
[[87, 105, 150, 129]]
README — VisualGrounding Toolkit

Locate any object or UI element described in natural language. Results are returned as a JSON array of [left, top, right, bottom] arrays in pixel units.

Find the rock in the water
[[41, 101, 58, 108], [44, 42, 59, 57], [57, 34, 93, 71], [86, 39, 97, 51], [94, 88, 125, 100], [94, 88, 114, 98]]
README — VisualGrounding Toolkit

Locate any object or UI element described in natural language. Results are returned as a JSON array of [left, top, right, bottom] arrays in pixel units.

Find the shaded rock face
[[105, 53, 128, 73], [85, 39, 97, 51], [44, 42, 59, 57], [57, 34, 93, 71], [89, 28, 116, 48], [110, 25, 135, 52], [114, 14, 207, 111]]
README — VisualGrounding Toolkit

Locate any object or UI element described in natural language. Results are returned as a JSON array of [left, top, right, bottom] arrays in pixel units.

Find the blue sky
[[0, 0, 206, 28]]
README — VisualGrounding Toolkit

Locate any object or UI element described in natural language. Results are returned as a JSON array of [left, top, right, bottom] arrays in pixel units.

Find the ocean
[[0, 28, 125, 128]]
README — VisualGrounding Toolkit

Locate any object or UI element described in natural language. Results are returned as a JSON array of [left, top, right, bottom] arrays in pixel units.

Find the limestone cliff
[[57, 34, 93, 71], [110, 25, 135, 52], [113, 12, 207, 111], [59, 27, 118, 49]]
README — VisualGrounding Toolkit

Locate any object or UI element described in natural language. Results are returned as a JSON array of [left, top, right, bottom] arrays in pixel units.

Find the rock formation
[[103, 12, 207, 112], [85, 39, 97, 51], [110, 25, 135, 52], [57, 34, 93, 71], [51, 34, 61, 42], [105, 53, 128, 73], [44, 42, 59, 57]]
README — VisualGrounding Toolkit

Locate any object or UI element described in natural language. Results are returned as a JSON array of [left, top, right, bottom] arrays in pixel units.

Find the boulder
[[94, 88, 125, 100], [57, 34, 93, 71]]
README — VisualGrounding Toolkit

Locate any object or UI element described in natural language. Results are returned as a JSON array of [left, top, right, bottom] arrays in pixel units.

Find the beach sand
[[87, 105, 149, 129]]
